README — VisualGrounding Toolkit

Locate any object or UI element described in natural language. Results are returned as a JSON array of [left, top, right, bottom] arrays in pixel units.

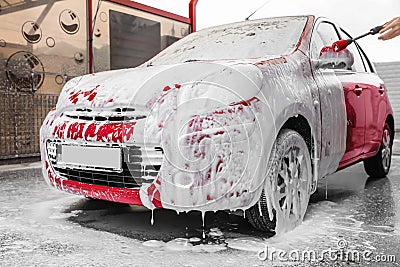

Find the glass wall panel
[[92, 1, 191, 72], [0, 0, 87, 94]]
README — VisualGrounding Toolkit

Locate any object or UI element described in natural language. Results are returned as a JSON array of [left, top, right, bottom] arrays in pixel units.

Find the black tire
[[245, 129, 312, 233], [363, 123, 392, 179]]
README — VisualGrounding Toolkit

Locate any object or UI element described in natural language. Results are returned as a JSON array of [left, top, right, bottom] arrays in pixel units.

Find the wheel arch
[[280, 115, 312, 154], [386, 114, 395, 143], [272, 102, 317, 155], [277, 113, 318, 193]]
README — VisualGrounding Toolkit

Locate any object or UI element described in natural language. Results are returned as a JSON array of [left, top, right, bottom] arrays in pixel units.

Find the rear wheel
[[245, 129, 312, 233], [363, 123, 392, 178]]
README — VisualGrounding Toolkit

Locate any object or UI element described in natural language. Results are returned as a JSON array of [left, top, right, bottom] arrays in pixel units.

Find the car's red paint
[[45, 159, 149, 206], [335, 68, 392, 170], [339, 77, 368, 163]]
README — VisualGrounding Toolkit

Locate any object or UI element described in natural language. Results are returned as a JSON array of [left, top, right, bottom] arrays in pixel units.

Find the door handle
[[354, 85, 363, 96]]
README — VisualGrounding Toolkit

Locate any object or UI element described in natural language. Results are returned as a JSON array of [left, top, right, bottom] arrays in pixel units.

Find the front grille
[[48, 143, 162, 189], [62, 107, 147, 122]]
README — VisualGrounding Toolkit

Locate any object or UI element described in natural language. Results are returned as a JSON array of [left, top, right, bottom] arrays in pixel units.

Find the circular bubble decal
[[21, 21, 42, 43], [59, 9, 80, 35], [181, 28, 188, 37], [55, 74, 64, 85], [74, 52, 84, 64], [46, 37, 55, 47], [5, 51, 45, 91], [94, 28, 101, 38], [100, 12, 108, 22]]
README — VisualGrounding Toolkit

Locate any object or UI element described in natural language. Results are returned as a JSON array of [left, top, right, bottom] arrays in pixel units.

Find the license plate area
[[56, 144, 122, 172]]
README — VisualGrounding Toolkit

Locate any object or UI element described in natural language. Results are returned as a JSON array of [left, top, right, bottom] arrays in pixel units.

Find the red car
[[41, 16, 394, 234]]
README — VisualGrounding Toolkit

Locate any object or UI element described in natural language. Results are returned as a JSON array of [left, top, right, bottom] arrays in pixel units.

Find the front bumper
[[42, 148, 159, 206], [40, 106, 162, 206]]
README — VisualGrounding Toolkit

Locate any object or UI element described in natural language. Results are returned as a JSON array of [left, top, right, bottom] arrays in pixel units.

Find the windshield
[[148, 16, 308, 66]]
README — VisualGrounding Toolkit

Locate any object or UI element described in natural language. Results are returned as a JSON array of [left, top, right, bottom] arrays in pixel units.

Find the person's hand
[[379, 16, 400, 40]]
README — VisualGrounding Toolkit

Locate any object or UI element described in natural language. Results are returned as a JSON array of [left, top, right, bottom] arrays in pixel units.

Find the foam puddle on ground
[[49, 210, 82, 220], [226, 237, 267, 252], [141, 227, 227, 253], [142, 237, 226, 253]]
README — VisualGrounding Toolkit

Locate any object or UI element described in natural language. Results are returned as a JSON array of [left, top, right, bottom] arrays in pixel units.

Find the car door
[[335, 70, 368, 163], [362, 73, 387, 155], [309, 21, 349, 176], [338, 29, 387, 159], [351, 42, 387, 155], [311, 21, 369, 166]]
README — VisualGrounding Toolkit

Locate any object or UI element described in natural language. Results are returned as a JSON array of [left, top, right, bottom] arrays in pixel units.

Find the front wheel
[[245, 129, 312, 233], [363, 123, 392, 179]]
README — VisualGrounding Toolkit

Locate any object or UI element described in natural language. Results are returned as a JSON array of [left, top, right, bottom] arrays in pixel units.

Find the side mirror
[[316, 45, 354, 70]]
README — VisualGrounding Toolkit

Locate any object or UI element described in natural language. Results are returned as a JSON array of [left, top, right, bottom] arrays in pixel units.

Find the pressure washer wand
[[333, 25, 385, 52]]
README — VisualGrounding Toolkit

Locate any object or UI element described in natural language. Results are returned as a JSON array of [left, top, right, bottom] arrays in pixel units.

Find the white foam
[[209, 228, 224, 237], [142, 240, 165, 248], [191, 244, 227, 253], [165, 238, 193, 251], [226, 237, 266, 252]]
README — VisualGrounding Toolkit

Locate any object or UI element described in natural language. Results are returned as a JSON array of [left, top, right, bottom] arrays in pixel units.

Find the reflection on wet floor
[[312, 163, 398, 233]]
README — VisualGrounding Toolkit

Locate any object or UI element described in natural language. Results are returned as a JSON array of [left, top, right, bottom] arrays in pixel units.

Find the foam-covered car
[[41, 15, 394, 234]]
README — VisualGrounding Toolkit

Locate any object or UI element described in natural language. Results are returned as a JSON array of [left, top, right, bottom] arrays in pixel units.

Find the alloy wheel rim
[[275, 145, 309, 223], [381, 128, 391, 172]]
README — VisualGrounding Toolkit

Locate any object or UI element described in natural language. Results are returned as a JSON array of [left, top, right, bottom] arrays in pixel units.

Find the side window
[[310, 32, 325, 59], [317, 22, 340, 47], [339, 29, 367, 73]]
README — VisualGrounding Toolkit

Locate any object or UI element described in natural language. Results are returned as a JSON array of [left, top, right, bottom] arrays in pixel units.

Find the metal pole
[[88, 0, 94, 73], [189, 0, 198, 32]]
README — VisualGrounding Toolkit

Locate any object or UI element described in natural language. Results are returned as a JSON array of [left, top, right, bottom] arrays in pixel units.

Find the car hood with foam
[[55, 60, 272, 115]]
